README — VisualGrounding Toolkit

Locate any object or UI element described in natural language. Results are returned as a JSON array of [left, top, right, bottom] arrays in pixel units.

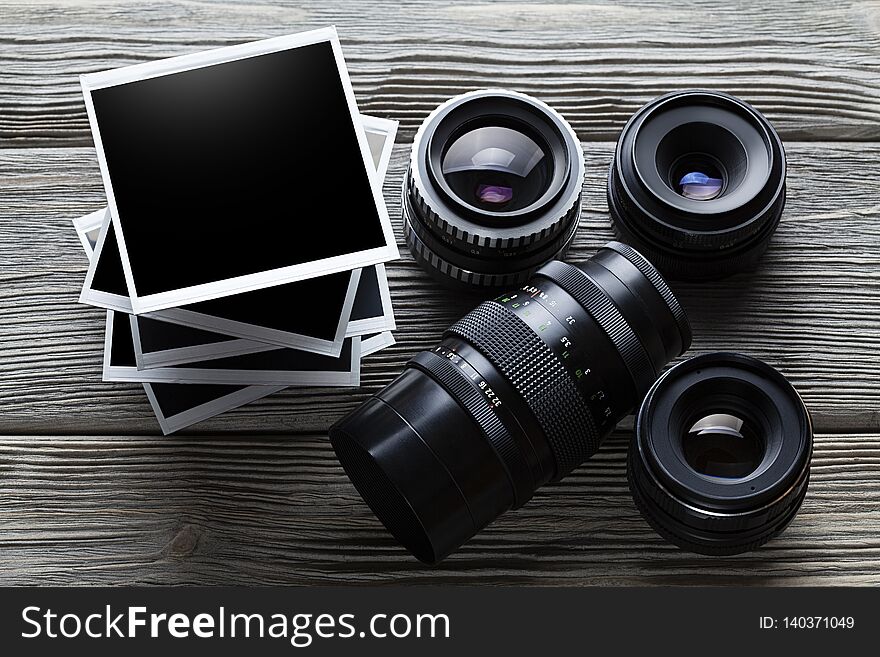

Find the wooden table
[[1, 0, 878, 586]]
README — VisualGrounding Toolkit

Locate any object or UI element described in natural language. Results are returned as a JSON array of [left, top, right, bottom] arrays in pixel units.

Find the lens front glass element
[[671, 155, 725, 201], [682, 412, 763, 478], [441, 126, 551, 212]]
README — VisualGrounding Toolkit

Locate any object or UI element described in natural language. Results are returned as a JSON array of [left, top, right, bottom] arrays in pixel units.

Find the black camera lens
[[330, 242, 691, 563], [404, 89, 584, 288], [608, 90, 786, 279], [628, 352, 813, 555]]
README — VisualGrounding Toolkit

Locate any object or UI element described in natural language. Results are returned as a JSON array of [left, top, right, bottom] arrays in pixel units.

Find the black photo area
[[93, 221, 360, 341], [109, 311, 355, 372], [350, 264, 384, 321], [91, 40, 387, 296], [149, 383, 249, 419], [135, 316, 237, 353]]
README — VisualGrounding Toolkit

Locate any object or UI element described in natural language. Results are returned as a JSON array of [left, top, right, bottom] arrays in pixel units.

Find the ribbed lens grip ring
[[609, 167, 784, 280], [600, 241, 692, 350], [446, 301, 599, 478], [403, 186, 577, 288]]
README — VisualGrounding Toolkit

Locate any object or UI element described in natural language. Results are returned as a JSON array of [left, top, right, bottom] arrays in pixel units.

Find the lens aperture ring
[[535, 260, 656, 397], [446, 301, 598, 477], [409, 349, 535, 506], [404, 185, 579, 288], [405, 203, 544, 288]]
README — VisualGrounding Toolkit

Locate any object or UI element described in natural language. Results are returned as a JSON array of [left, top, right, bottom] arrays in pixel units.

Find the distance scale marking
[[495, 285, 616, 432], [431, 344, 503, 409]]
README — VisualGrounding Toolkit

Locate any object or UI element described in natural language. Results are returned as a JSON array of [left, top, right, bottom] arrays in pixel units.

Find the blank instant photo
[[74, 207, 394, 367], [76, 113, 397, 355], [82, 212, 359, 355], [104, 311, 361, 386], [132, 315, 391, 368], [80, 27, 398, 314], [138, 329, 390, 434], [79, 221, 282, 434], [143, 382, 285, 435]]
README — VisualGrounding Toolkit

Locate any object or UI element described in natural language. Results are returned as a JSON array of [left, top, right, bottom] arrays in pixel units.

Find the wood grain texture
[[1, 142, 877, 434], [2, 0, 880, 146], [0, 0, 878, 586], [0, 431, 877, 586]]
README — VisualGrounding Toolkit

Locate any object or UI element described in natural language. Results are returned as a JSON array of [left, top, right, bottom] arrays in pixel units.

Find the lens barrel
[[404, 89, 585, 288], [608, 90, 786, 279], [628, 352, 812, 555], [330, 242, 691, 563]]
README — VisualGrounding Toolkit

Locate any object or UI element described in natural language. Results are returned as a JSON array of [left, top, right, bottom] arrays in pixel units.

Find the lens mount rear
[[629, 352, 812, 555], [405, 89, 584, 288], [609, 90, 786, 279]]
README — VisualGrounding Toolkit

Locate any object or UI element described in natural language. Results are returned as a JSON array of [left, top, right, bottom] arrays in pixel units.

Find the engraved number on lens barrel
[[496, 287, 616, 429], [432, 345, 502, 408]]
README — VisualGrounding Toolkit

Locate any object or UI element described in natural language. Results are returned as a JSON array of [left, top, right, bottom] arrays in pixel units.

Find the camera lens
[[404, 89, 584, 288], [628, 352, 813, 555], [608, 90, 786, 279], [330, 242, 691, 563]]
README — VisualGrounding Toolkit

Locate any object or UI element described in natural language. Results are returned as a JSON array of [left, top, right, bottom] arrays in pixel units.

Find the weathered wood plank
[[1, 142, 878, 434], [0, 431, 876, 585], [2, 0, 880, 146]]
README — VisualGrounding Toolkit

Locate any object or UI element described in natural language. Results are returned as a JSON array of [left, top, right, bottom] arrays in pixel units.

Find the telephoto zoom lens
[[330, 242, 691, 563], [404, 89, 585, 289], [629, 352, 813, 555], [608, 90, 786, 280]]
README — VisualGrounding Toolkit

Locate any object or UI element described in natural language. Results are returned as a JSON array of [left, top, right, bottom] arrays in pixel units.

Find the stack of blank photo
[[71, 28, 400, 434]]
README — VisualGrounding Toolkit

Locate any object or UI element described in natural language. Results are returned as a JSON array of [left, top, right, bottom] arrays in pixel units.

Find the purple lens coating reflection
[[677, 171, 723, 200], [477, 184, 514, 204]]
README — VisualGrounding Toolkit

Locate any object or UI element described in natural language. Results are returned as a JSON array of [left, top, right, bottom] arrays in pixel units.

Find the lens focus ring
[[403, 193, 566, 288], [405, 89, 586, 288], [629, 352, 813, 555], [607, 90, 786, 280], [535, 260, 657, 396], [446, 300, 599, 477], [600, 241, 692, 348]]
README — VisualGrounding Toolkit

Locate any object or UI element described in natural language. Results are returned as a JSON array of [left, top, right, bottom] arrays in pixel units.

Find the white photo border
[[361, 331, 395, 357], [345, 263, 396, 336], [79, 210, 362, 356], [103, 311, 361, 386], [130, 315, 279, 369], [143, 382, 285, 435], [360, 114, 398, 183]]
